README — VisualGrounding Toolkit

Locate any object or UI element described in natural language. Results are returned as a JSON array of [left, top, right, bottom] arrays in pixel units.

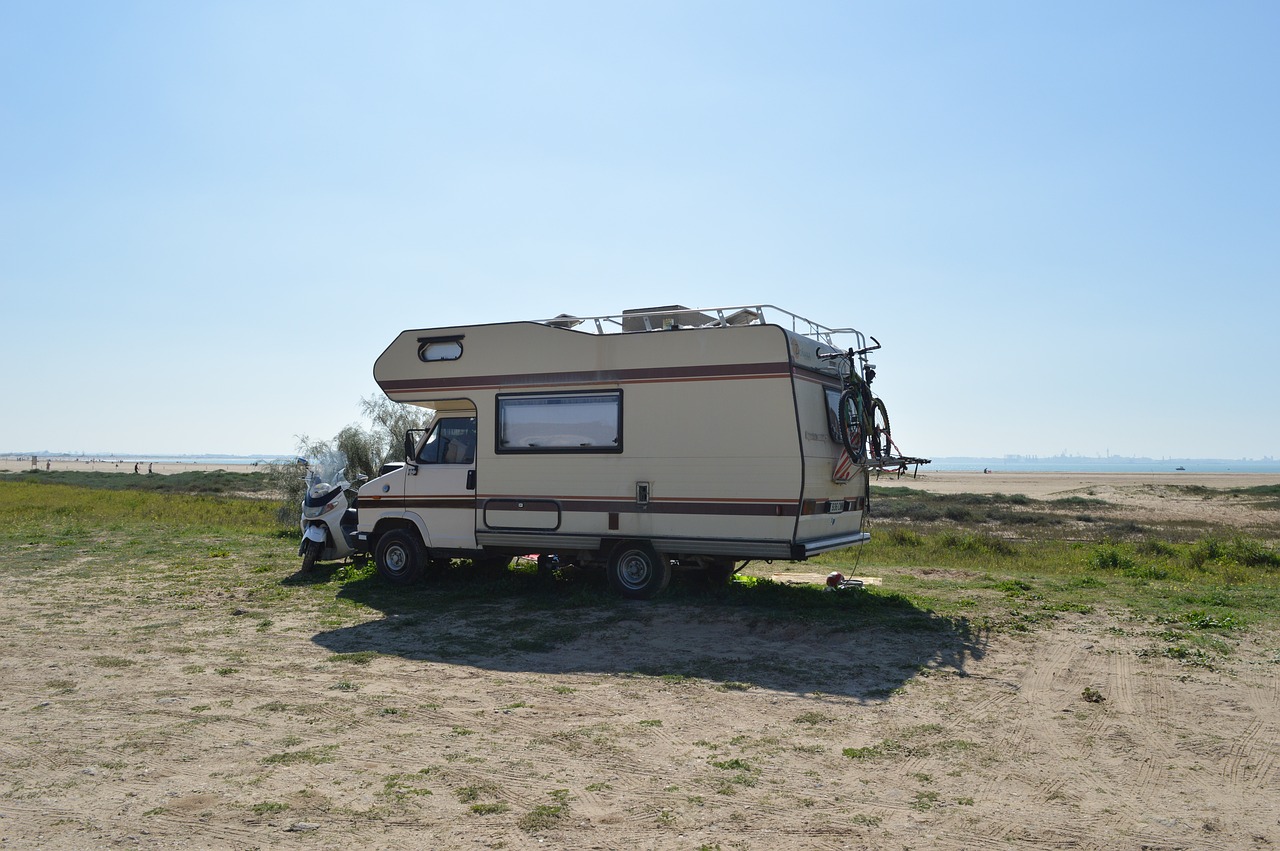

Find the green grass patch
[[825, 521, 1280, 638], [261, 745, 337, 766], [0, 480, 278, 534], [328, 651, 379, 665], [0, 469, 277, 495], [517, 803, 565, 831], [470, 802, 509, 815], [250, 801, 289, 815]]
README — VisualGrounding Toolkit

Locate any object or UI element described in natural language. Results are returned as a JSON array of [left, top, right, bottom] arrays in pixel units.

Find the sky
[[2, 1, 1277, 460]]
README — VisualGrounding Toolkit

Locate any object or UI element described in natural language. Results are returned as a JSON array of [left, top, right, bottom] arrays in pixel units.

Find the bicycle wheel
[[839, 385, 868, 463], [870, 397, 892, 460]]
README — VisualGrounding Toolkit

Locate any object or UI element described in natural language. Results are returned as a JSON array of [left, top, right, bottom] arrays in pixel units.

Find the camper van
[[355, 305, 879, 598]]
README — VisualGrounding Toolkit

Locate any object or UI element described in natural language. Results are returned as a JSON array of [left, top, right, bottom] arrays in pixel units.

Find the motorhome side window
[[417, 417, 477, 465], [825, 388, 843, 443], [497, 392, 622, 453]]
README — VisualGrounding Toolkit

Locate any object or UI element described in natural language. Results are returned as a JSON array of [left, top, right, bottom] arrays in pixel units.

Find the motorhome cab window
[[417, 417, 477, 464], [497, 392, 622, 452]]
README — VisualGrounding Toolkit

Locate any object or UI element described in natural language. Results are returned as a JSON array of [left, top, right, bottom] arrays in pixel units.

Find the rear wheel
[[471, 555, 512, 576], [701, 558, 737, 587], [374, 529, 425, 585], [608, 543, 671, 600], [870, 397, 892, 460]]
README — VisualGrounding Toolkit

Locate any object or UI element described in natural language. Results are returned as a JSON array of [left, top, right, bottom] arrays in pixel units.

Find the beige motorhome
[[355, 305, 880, 598]]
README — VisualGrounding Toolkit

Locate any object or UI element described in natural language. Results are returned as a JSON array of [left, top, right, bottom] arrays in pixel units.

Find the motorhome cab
[[356, 305, 879, 598]]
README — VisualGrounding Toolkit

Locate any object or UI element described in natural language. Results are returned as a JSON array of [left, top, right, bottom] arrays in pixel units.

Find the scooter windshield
[[303, 449, 352, 507]]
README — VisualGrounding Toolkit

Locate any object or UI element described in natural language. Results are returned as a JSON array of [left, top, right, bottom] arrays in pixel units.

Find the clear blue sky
[[3, 2, 1277, 459]]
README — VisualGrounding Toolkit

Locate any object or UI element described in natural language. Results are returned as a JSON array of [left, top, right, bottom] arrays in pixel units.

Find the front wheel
[[301, 539, 322, 572], [374, 529, 426, 585], [608, 543, 671, 600]]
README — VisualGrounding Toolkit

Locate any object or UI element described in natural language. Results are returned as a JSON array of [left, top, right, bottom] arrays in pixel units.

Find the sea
[[8, 454, 297, 467]]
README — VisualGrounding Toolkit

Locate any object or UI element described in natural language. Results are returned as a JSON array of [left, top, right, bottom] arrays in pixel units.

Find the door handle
[[466, 469, 476, 491]]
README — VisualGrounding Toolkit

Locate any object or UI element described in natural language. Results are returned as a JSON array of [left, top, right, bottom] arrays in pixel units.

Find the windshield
[[305, 446, 351, 492]]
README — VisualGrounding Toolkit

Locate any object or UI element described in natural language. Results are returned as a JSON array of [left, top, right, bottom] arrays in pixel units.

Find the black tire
[[607, 542, 671, 600], [471, 556, 512, 576], [839, 385, 868, 463], [701, 558, 737, 587], [301, 539, 322, 572], [870, 397, 892, 460], [374, 529, 426, 585]]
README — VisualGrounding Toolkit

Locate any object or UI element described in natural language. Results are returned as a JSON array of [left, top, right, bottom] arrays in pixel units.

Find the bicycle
[[819, 338, 895, 466]]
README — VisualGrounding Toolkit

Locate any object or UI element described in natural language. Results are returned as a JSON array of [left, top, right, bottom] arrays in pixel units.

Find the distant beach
[[0, 455, 286, 475], [927, 457, 1280, 474], [873, 468, 1280, 498]]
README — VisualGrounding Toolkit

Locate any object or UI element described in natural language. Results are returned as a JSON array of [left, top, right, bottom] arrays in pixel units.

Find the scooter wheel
[[301, 539, 322, 572]]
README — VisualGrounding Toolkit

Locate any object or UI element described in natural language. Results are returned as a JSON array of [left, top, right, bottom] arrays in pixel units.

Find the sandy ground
[[872, 469, 1280, 499], [1, 468, 1278, 848], [874, 470, 1280, 538], [1, 572, 1277, 850]]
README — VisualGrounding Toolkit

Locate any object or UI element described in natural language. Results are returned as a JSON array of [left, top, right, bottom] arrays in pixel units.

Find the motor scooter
[[299, 464, 366, 571]]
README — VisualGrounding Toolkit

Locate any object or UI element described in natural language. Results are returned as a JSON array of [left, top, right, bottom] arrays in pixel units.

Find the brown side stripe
[[364, 495, 805, 518], [381, 361, 792, 395]]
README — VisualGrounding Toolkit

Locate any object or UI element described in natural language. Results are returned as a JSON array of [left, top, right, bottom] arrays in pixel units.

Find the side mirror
[[403, 431, 420, 475]]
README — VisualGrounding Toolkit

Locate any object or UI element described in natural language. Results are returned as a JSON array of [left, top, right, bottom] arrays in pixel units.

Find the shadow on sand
[[305, 564, 989, 701]]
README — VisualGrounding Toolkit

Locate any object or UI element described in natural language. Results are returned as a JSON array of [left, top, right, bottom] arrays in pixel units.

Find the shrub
[[885, 528, 924, 547], [1089, 543, 1135, 572], [938, 532, 1017, 557], [1138, 539, 1178, 558]]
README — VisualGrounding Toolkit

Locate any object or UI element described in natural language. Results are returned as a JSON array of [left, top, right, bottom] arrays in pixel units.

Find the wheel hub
[[618, 552, 651, 588]]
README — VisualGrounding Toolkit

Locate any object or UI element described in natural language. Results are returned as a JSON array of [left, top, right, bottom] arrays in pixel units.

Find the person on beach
[[134, 463, 140, 474]]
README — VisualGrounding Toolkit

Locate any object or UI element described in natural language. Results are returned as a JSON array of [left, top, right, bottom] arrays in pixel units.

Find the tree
[[266, 396, 433, 527], [359, 394, 433, 466]]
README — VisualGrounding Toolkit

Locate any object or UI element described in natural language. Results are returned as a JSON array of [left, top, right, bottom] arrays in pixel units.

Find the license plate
[[827, 500, 845, 514]]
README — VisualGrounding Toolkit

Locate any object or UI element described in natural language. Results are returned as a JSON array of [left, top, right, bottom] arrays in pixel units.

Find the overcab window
[[497, 392, 623, 453]]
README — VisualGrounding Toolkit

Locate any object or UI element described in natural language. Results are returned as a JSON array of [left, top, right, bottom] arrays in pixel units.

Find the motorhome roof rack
[[538, 304, 861, 348]]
